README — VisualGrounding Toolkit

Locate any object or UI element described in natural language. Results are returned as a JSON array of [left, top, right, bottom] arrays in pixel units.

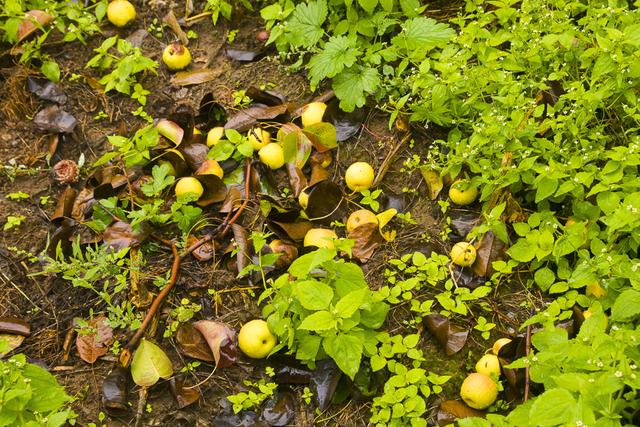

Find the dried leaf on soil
[[17, 10, 53, 42], [102, 366, 130, 412], [192, 320, 238, 368], [436, 400, 485, 426], [225, 104, 288, 132], [170, 377, 201, 408], [33, 105, 77, 133], [27, 77, 66, 104], [171, 68, 224, 86], [0, 317, 31, 337], [472, 231, 507, 277], [75, 315, 113, 364], [175, 323, 215, 363], [103, 221, 149, 250], [348, 223, 384, 262], [424, 313, 469, 356]]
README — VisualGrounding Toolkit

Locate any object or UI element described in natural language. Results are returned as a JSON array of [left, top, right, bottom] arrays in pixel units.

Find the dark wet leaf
[[225, 105, 288, 132], [196, 174, 228, 207], [261, 391, 295, 426], [180, 142, 208, 170], [348, 223, 384, 262], [306, 181, 344, 223], [226, 49, 261, 62], [47, 218, 75, 258], [246, 87, 287, 106], [219, 186, 243, 214], [171, 68, 224, 86], [267, 240, 298, 269], [450, 264, 486, 289], [33, 105, 77, 133], [27, 77, 66, 104], [75, 315, 113, 364], [424, 313, 469, 356], [472, 231, 508, 277], [175, 323, 215, 362], [102, 366, 130, 413], [286, 164, 307, 197], [17, 10, 53, 42], [170, 377, 201, 409], [0, 317, 30, 336], [197, 93, 227, 129], [231, 224, 250, 275], [125, 29, 148, 47], [267, 220, 313, 242], [273, 363, 313, 384], [380, 192, 408, 214], [71, 188, 95, 221], [51, 187, 77, 223], [437, 400, 485, 426], [103, 221, 149, 250], [156, 150, 189, 178], [192, 320, 238, 368], [449, 211, 480, 241], [187, 235, 215, 262], [250, 162, 281, 197], [325, 100, 364, 141], [212, 410, 268, 427], [311, 359, 342, 411], [302, 122, 337, 153]]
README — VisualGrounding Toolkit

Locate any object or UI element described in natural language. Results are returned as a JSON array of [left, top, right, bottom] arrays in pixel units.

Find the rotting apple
[[450, 242, 477, 267], [345, 161, 375, 192], [162, 42, 191, 71], [268, 240, 298, 268], [107, 0, 136, 27], [346, 209, 378, 233], [196, 159, 224, 179], [207, 127, 224, 147], [475, 354, 501, 378], [491, 338, 512, 355], [301, 102, 327, 128], [174, 177, 203, 201], [238, 319, 277, 359], [258, 143, 285, 169], [303, 228, 338, 249], [449, 179, 478, 206], [248, 127, 271, 150], [460, 373, 498, 410]]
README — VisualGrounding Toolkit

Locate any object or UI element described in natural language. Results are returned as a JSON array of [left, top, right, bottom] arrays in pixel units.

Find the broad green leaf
[[131, 339, 174, 387], [528, 388, 575, 426], [535, 177, 558, 203], [22, 363, 72, 413], [302, 122, 338, 152], [308, 36, 361, 86], [359, 301, 389, 329], [289, 248, 336, 278], [40, 61, 60, 82], [334, 288, 367, 318], [287, 0, 328, 48], [298, 310, 336, 331], [296, 280, 334, 310], [534, 267, 555, 292], [611, 289, 640, 322], [323, 333, 363, 379], [507, 238, 536, 262], [391, 17, 454, 58], [333, 66, 380, 112]]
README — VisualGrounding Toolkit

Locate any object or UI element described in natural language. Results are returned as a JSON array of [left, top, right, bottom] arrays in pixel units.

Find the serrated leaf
[[308, 36, 361, 86], [333, 66, 380, 112], [287, 0, 327, 48], [297, 280, 334, 310], [334, 288, 366, 318], [391, 17, 454, 58], [323, 333, 362, 379], [298, 310, 336, 331], [131, 339, 174, 387]]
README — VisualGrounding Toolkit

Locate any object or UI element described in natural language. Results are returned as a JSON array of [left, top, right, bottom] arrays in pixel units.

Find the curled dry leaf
[[17, 10, 53, 42], [231, 224, 250, 276], [103, 221, 150, 250], [246, 87, 287, 106], [424, 313, 469, 356], [102, 366, 130, 413], [51, 187, 77, 223], [436, 400, 485, 426], [71, 188, 95, 221], [192, 320, 238, 368], [187, 234, 215, 262], [219, 186, 243, 214], [156, 119, 184, 145], [267, 219, 313, 242], [170, 377, 201, 408], [171, 68, 224, 86], [419, 167, 444, 200], [302, 122, 338, 153], [472, 231, 508, 277], [224, 104, 288, 132], [348, 223, 384, 263], [175, 323, 215, 363], [196, 174, 228, 207], [75, 315, 113, 364], [163, 10, 188, 45], [286, 163, 307, 197]]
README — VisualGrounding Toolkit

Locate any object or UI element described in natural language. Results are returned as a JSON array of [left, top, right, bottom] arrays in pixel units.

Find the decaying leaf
[[286, 163, 307, 197], [225, 104, 288, 132], [424, 313, 469, 356], [376, 208, 397, 242], [231, 224, 250, 275], [226, 49, 261, 62], [175, 323, 215, 362], [131, 339, 174, 387], [51, 187, 77, 223], [27, 77, 67, 104], [306, 181, 344, 223], [0, 334, 26, 357], [102, 366, 130, 413], [103, 221, 149, 250], [171, 68, 224, 86], [192, 320, 238, 368], [420, 167, 444, 200], [0, 317, 31, 336], [267, 219, 313, 242], [75, 315, 113, 364], [196, 174, 228, 207], [17, 10, 53, 42], [311, 359, 342, 411], [472, 231, 508, 277], [187, 234, 215, 262], [170, 377, 201, 408], [348, 223, 384, 262], [302, 122, 338, 153], [262, 391, 296, 426], [437, 400, 485, 426], [33, 105, 77, 133]]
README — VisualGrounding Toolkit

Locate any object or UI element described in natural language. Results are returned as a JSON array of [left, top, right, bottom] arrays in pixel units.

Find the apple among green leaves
[[460, 373, 498, 410], [238, 319, 277, 359]]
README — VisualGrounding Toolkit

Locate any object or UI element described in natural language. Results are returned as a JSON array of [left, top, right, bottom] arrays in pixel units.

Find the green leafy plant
[[226, 379, 277, 414], [3, 215, 26, 231]]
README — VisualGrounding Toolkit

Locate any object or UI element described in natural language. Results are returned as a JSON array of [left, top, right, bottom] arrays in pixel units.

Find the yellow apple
[[346, 209, 378, 233], [268, 240, 298, 268], [449, 179, 478, 206], [248, 127, 271, 150], [196, 159, 224, 179], [345, 161, 375, 192], [206, 127, 225, 147], [298, 187, 310, 210], [258, 143, 285, 169], [303, 228, 338, 249], [460, 373, 498, 410], [475, 354, 501, 378], [301, 102, 327, 127], [450, 242, 477, 267], [162, 42, 191, 71], [175, 177, 203, 201], [238, 319, 277, 359], [492, 338, 512, 356], [107, 0, 136, 27]]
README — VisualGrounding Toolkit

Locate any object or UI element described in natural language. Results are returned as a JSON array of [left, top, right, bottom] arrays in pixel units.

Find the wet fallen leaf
[[71, 188, 95, 221], [226, 49, 261, 62], [267, 219, 313, 242], [131, 338, 174, 387], [472, 231, 508, 277], [103, 221, 149, 250], [195, 174, 227, 207], [51, 187, 77, 223], [17, 10, 53, 42], [102, 366, 130, 413], [27, 77, 66, 104], [273, 361, 313, 384], [212, 410, 268, 427], [187, 235, 215, 262], [324, 100, 364, 141], [349, 223, 384, 262], [0, 317, 31, 337], [246, 87, 287, 106], [46, 218, 76, 258], [192, 320, 238, 368], [231, 224, 250, 275], [225, 104, 288, 132], [33, 105, 77, 133], [196, 93, 227, 129], [219, 186, 243, 214], [262, 391, 296, 426], [170, 377, 201, 408], [125, 28, 148, 47], [175, 323, 215, 362], [0, 334, 25, 357], [449, 211, 480, 240], [311, 359, 342, 411], [286, 163, 307, 197], [306, 181, 344, 223], [424, 313, 469, 356], [420, 167, 444, 200], [437, 400, 485, 426], [75, 316, 113, 364], [279, 125, 313, 169], [171, 68, 224, 86], [302, 122, 338, 153]]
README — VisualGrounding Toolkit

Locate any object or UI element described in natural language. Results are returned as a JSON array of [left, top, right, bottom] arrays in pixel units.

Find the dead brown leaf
[[75, 316, 113, 364]]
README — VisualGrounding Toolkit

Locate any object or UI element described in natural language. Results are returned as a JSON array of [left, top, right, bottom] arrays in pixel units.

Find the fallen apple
[[175, 177, 203, 201], [346, 209, 378, 233], [162, 42, 192, 71], [301, 102, 327, 128], [303, 228, 338, 249], [248, 127, 271, 150], [345, 161, 375, 192], [460, 373, 498, 410], [258, 143, 285, 169], [475, 354, 501, 378], [450, 242, 477, 267], [196, 159, 224, 179], [238, 319, 277, 359], [449, 179, 478, 206], [206, 127, 225, 147], [491, 338, 512, 355], [107, 0, 136, 27], [268, 240, 298, 268]]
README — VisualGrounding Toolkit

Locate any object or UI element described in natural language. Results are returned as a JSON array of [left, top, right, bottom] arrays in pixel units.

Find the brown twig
[[372, 133, 411, 188], [523, 323, 532, 401]]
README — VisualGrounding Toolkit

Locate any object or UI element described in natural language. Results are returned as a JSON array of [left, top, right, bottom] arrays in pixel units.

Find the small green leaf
[[334, 288, 366, 318], [611, 289, 640, 322]]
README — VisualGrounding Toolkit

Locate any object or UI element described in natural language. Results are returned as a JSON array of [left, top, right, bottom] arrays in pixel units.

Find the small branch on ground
[[372, 132, 411, 188]]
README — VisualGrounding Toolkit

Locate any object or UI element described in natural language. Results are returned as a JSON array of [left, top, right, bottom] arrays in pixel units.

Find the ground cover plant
[[1, 0, 639, 425]]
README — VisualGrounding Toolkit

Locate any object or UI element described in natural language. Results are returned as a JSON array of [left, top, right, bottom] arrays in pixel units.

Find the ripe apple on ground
[[238, 319, 277, 359], [460, 373, 498, 410], [492, 338, 512, 355], [248, 127, 271, 150], [450, 242, 477, 267], [475, 354, 501, 378], [449, 179, 478, 206], [268, 240, 298, 268], [303, 228, 338, 249], [107, 0, 136, 27], [162, 42, 192, 71], [258, 143, 285, 169], [207, 127, 224, 147], [345, 161, 375, 192], [301, 102, 327, 127], [346, 209, 378, 233], [196, 159, 224, 179], [175, 177, 203, 201]]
